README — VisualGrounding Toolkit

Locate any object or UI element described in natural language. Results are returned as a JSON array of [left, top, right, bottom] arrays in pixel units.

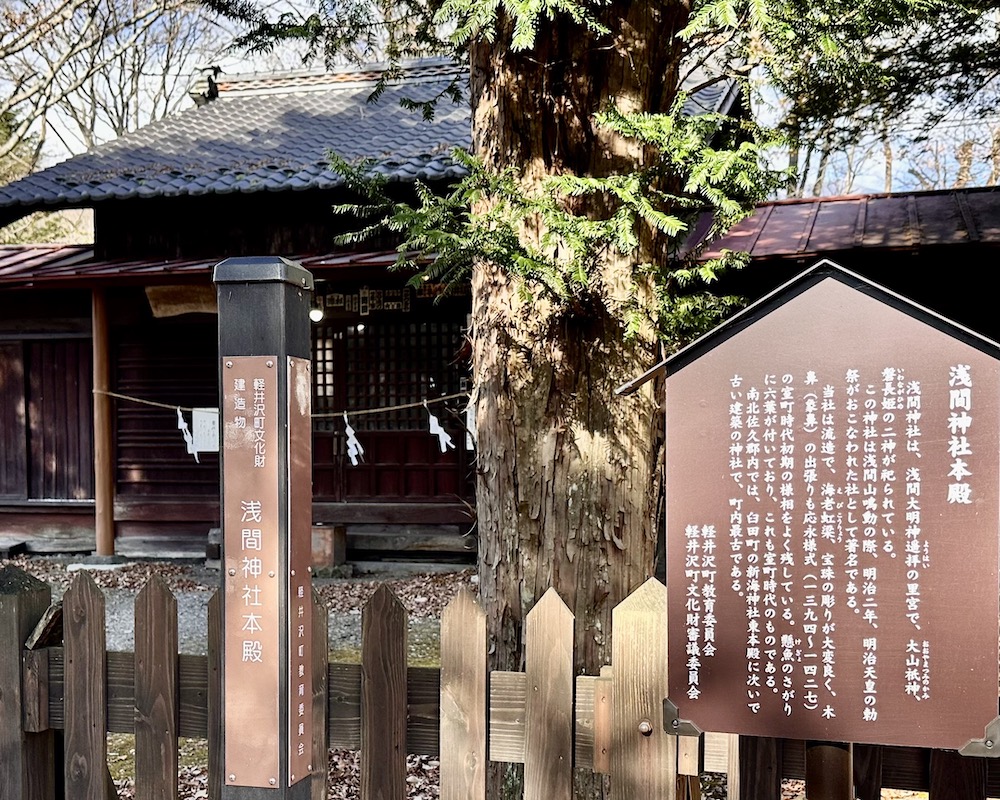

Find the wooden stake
[[91, 288, 115, 557], [440, 588, 486, 800], [0, 566, 55, 800], [611, 579, 673, 800], [523, 589, 574, 800]]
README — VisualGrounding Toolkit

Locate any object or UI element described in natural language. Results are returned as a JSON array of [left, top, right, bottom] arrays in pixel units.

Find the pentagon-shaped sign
[[663, 261, 1000, 750]]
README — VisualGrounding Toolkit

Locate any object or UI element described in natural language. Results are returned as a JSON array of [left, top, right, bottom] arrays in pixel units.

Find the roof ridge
[[215, 57, 462, 97], [750, 184, 1000, 210]]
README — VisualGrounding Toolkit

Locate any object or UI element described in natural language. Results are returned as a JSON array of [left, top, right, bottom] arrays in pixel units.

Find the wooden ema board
[[664, 275, 1000, 750]]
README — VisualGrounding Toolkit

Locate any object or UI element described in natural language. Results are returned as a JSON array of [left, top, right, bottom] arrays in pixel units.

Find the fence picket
[[361, 584, 407, 800], [930, 749, 986, 800], [610, 578, 673, 800], [312, 589, 329, 800], [0, 566, 55, 800], [853, 743, 882, 800], [738, 737, 781, 800], [9, 570, 996, 799], [63, 570, 112, 800], [134, 574, 178, 800], [207, 591, 221, 800], [524, 588, 574, 800], [440, 587, 486, 800]]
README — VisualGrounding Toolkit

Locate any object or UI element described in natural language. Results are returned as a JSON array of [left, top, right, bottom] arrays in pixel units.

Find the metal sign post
[[215, 257, 315, 800]]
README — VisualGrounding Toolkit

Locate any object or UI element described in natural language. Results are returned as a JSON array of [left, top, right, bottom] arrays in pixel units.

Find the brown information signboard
[[665, 269, 1000, 750]]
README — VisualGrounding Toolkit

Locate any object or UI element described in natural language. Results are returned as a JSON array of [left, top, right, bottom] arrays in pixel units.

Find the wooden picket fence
[[1, 565, 998, 799]]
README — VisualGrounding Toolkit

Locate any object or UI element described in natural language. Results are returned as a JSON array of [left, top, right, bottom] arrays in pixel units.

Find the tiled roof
[[0, 60, 470, 214], [0, 58, 739, 217], [698, 187, 1000, 261]]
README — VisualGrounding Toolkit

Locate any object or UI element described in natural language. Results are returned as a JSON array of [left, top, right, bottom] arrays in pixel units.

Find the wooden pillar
[[91, 288, 115, 556], [805, 741, 852, 800], [739, 737, 781, 800], [929, 750, 986, 800], [852, 744, 882, 800]]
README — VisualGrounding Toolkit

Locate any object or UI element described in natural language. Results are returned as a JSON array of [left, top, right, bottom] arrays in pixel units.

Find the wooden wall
[[93, 189, 408, 260], [102, 283, 474, 547], [719, 244, 1000, 344], [0, 341, 27, 498], [0, 337, 93, 502]]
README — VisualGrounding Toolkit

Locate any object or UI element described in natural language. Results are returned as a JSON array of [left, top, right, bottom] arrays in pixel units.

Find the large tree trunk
[[468, 3, 689, 796]]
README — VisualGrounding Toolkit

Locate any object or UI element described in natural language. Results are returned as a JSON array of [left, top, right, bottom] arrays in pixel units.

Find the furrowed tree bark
[[469, 3, 690, 797]]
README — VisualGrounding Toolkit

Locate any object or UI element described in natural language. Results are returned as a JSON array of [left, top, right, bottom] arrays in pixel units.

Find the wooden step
[[0, 537, 28, 558]]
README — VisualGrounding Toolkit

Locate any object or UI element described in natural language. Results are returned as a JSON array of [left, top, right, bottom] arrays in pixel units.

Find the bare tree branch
[[0, 0, 234, 162]]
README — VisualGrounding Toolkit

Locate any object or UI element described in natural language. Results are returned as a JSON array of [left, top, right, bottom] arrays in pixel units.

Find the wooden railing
[[0, 565, 997, 799]]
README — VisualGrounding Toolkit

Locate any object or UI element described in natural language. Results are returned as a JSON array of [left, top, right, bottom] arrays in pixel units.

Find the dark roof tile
[[1, 58, 738, 216], [0, 59, 469, 213]]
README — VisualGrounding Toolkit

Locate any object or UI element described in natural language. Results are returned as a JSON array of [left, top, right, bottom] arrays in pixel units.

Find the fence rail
[[1, 565, 997, 799]]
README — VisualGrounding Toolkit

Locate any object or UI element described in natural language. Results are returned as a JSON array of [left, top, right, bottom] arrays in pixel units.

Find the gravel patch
[[101, 587, 215, 654], [1, 555, 475, 657]]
